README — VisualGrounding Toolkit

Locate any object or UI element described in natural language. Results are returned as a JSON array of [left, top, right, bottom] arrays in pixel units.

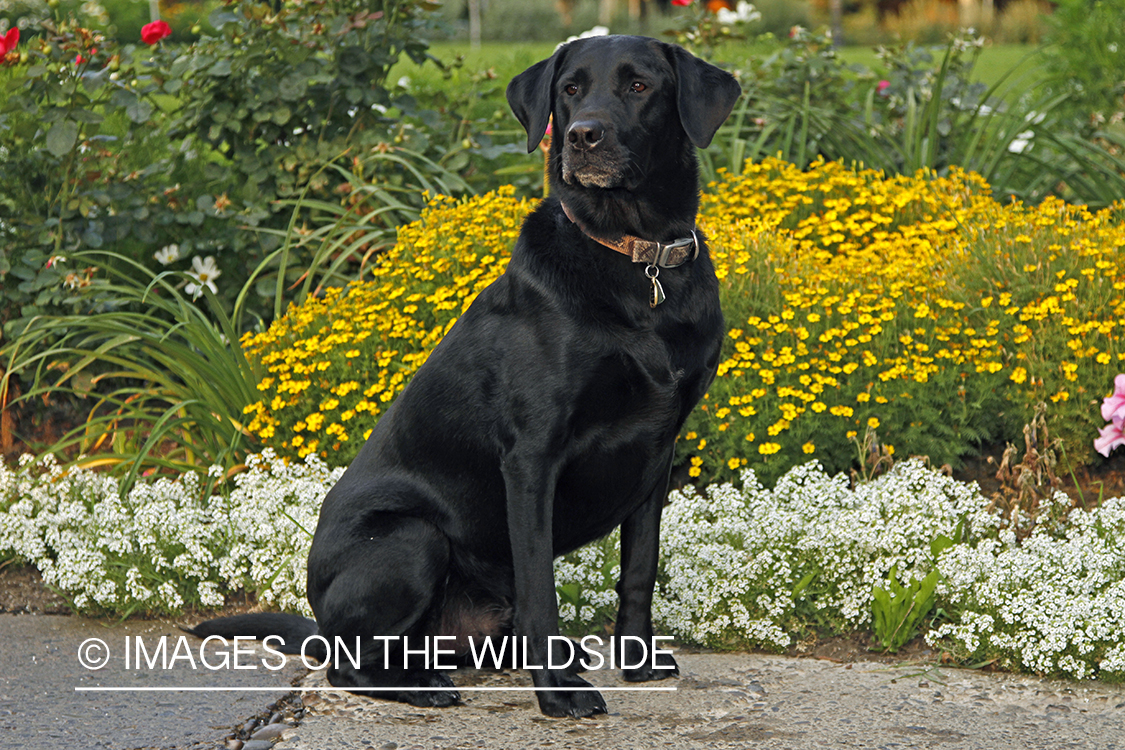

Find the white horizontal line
[[75, 686, 676, 692]]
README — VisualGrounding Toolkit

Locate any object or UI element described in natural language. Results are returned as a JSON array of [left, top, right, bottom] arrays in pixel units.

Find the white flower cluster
[[2, 453, 1123, 680], [0, 451, 342, 616], [558, 459, 1125, 680], [928, 492, 1125, 679], [553, 530, 621, 627], [650, 460, 997, 650]]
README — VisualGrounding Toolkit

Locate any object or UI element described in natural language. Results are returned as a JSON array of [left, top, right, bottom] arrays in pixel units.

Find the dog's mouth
[[561, 150, 630, 189]]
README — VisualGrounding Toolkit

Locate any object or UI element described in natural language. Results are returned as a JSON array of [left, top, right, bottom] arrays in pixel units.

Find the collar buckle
[[654, 231, 699, 268]]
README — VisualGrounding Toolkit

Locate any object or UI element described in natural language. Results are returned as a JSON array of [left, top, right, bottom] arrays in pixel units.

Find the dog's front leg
[[503, 455, 607, 718], [615, 451, 680, 682]]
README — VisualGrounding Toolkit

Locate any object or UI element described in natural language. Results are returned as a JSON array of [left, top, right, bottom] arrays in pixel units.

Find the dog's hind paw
[[623, 649, 679, 682], [336, 668, 461, 708]]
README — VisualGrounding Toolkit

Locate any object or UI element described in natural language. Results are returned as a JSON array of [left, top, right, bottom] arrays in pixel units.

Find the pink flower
[[1095, 422, 1125, 457], [141, 20, 172, 45], [1100, 373, 1125, 428], [0, 27, 18, 57], [671, 0, 693, 6], [877, 80, 890, 95]]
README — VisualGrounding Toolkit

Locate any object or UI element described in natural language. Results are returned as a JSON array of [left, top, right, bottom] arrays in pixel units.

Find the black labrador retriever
[[192, 35, 740, 718]]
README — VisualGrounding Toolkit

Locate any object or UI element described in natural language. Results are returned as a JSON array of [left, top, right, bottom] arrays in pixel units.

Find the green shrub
[[0, 0, 490, 337], [0, 19, 178, 335], [703, 29, 1125, 208]]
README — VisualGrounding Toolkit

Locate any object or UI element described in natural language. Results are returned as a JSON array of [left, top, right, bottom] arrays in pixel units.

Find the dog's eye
[[565, 84, 578, 96], [630, 82, 647, 93]]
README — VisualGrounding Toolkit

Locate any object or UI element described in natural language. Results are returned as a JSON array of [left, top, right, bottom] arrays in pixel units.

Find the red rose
[[0, 27, 18, 56], [141, 20, 172, 45], [671, 0, 693, 6]]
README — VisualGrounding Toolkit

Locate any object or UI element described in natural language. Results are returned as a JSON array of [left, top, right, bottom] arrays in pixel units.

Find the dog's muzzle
[[562, 119, 628, 188]]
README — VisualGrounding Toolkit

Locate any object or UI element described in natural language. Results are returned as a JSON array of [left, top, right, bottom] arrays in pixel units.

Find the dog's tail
[[185, 613, 325, 660]]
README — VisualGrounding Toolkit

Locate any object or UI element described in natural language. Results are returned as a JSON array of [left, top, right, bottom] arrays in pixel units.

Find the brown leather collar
[[560, 201, 699, 269]]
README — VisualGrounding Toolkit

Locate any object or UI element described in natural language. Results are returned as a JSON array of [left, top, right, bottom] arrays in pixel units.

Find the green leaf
[[126, 98, 154, 124], [278, 74, 307, 101], [207, 59, 232, 77], [46, 120, 79, 158], [338, 47, 369, 75], [69, 108, 104, 125], [208, 8, 240, 27], [930, 533, 956, 559]]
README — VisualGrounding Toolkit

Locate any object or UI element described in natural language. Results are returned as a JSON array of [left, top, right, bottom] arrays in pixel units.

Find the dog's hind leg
[[307, 512, 460, 707]]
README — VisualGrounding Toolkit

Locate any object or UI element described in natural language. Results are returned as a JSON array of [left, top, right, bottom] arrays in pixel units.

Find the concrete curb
[[278, 652, 1125, 750]]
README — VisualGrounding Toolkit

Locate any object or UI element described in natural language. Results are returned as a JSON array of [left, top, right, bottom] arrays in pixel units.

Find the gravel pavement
[[0, 614, 304, 750], [2, 613, 1123, 750], [283, 651, 1124, 750]]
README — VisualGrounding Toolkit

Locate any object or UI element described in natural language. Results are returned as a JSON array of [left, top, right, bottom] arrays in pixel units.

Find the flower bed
[[692, 157, 1125, 484], [6, 161, 1125, 681], [244, 160, 1125, 487], [0, 451, 337, 616], [2, 452, 1122, 681]]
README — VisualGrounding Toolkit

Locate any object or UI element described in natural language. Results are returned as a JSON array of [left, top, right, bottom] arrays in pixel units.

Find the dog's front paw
[[623, 648, 679, 682], [396, 670, 462, 708], [536, 673, 607, 718]]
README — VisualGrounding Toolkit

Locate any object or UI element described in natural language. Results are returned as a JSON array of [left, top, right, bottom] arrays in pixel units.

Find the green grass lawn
[[401, 40, 1048, 100], [838, 43, 1048, 90]]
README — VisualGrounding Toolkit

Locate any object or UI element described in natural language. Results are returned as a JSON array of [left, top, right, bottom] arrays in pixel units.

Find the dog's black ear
[[668, 45, 742, 149], [507, 49, 563, 154]]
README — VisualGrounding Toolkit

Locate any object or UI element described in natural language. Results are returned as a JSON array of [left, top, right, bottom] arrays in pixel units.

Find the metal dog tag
[[646, 265, 665, 307]]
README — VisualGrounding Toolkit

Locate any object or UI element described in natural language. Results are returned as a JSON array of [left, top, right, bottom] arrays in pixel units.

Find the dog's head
[[506, 36, 741, 194]]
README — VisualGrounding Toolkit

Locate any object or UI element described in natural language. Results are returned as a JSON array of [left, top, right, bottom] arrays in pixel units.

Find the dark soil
[[0, 563, 69, 614], [0, 562, 261, 622], [0, 386, 84, 463]]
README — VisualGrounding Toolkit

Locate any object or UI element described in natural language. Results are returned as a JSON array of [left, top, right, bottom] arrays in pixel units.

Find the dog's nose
[[567, 120, 605, 150]]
